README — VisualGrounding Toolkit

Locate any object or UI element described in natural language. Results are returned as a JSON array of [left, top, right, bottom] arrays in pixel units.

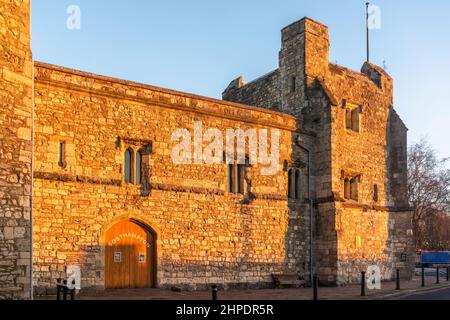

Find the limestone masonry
[[0, 1, 414, 299]]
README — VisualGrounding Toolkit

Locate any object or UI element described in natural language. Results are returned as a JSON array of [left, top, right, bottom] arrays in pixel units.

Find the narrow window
[[344, 178, 351, 199], [346, 109, 352, 129], [124, 148, 134, 184], [351, 108, 360, 132], [228, 163, 246, 194], [295, 170, 301, 200], [227, 164, 234, 193], [136, 150, 142, 185], [58, 142, 66, 168], [290, 76, 296, 93], [236, 164, 245, 194], [373, 184, 379, 202], [288, 169, 293, 199]]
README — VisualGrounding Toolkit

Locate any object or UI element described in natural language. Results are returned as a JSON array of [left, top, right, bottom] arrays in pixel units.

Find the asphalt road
[[393, 286, 450, 300]]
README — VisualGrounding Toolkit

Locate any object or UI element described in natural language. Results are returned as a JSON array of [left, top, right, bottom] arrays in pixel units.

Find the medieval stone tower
[[223, 18, 415, 284], [0, 0, 33, 299]]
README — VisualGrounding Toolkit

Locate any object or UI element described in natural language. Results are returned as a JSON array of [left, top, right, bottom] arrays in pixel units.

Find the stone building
[[0, 1, 414, 299]]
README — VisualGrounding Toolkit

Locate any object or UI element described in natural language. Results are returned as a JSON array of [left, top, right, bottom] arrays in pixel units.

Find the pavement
[[36, 274, 450, 301]]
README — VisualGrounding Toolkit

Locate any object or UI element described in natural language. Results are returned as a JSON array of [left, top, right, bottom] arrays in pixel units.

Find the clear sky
[[31, 0, 450, 159]]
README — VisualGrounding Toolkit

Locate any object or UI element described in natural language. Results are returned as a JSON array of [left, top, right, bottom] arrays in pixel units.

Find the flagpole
[[366, 2, 370, 63]]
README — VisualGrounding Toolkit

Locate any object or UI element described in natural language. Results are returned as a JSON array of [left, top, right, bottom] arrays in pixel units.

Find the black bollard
[[361, 271, 366, 297], [211, 285, 218, 301], [56, 278, 62, 301], [436, 267, 440, 284], [63, 280, 68, 300], [313, 274, 318, 301], [421, 267, 425, 287], [70, 280, 76, 301], [396, 269, 400, 290], [447, 266, 449, 282]]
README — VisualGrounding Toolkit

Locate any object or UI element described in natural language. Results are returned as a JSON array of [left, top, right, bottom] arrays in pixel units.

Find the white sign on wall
[[66, 265, 81, 290]]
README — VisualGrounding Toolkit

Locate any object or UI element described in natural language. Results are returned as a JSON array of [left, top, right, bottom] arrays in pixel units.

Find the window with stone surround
[[343, 174, 360, 201], [121, 138, 152, 188]]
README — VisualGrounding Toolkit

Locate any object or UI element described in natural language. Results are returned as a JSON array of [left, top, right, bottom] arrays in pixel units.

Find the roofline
[[281, 16, 329, 32], [34, 61, 296, 121]]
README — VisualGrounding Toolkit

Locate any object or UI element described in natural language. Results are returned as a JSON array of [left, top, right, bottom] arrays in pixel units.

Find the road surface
[[392, 286, 450, 300]]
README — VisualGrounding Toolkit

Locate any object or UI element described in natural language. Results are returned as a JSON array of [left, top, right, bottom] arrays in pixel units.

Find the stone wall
[[0, 0, 33, 300], [32, 62, 301, 293]]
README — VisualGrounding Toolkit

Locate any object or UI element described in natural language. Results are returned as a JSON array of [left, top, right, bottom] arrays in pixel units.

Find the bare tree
[[408, 139, 450, 249], [422, 212, 450, 250]]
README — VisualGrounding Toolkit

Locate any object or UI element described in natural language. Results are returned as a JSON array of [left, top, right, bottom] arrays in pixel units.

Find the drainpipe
[[29, 0, 35, 297], [299, 144, 313, 285], [29, 58, 35, 300]]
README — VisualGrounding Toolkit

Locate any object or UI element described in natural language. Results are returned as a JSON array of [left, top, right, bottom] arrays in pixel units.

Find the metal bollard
[[70, 280, 76, 300], [56, 278, 76, 301], [211, 285, 218, 301], [421, 267, 425, 287], [56, 278, 62, 301], [396, 269, 400, 290], [436, 267, 440, 284], [63, 280, 68, 300], [361, 271, 366, 297], [313, 274, 318, 301]]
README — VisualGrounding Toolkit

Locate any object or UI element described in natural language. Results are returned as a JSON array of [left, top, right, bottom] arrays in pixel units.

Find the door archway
[[104, 219, 156, 289]]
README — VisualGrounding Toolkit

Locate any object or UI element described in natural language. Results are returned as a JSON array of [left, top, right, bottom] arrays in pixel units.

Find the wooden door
[[105, 220, 154, 289]]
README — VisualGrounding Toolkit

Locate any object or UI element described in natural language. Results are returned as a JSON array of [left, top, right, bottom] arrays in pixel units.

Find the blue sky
[[31, 0, 450, 159]]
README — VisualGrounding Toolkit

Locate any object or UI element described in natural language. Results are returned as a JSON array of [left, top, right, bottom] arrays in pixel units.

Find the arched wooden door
[[105, 220, 155, 289]]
